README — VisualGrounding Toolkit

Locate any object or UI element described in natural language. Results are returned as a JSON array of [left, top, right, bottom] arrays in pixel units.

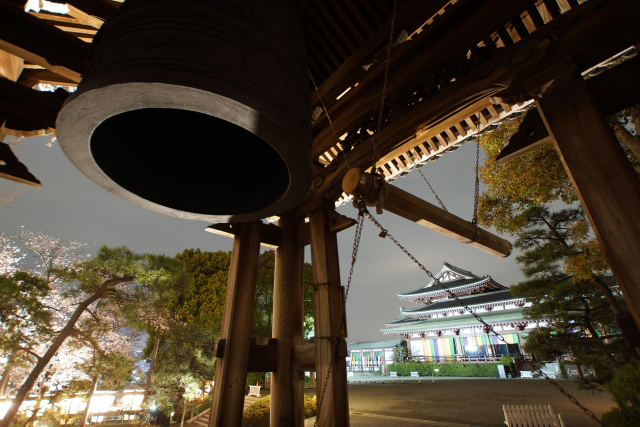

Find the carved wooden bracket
[[0, 142, 41, 187], [297, 209, 357, 247], [497, 55, 640, 164]]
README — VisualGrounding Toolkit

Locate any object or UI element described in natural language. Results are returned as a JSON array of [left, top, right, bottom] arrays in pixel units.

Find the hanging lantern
[[56, 0, 312, 222]]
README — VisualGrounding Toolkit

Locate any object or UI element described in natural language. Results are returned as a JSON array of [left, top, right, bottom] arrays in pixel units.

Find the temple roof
[[347, 339, 403, 351], [402, 289, 521, 317], [397, 262, 505, 300], [380, 308, 529, 334]]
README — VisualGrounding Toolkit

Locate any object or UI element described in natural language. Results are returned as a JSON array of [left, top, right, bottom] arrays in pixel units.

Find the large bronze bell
[[56, 0, 311, 222]]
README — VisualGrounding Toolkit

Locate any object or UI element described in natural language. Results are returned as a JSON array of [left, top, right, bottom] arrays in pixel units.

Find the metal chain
[[372, 0, 398, 173], [314, 207, 365, 427], [361, 206, 602, 425], [471, 141, 480, 225], [308, 68, 352, 169], [407, 152, 448, 211]]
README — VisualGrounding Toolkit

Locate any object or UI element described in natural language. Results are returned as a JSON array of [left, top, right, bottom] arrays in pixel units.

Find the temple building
[[380, 262, 548, 362]]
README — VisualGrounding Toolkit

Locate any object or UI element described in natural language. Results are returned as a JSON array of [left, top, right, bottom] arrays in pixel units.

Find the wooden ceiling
[[1, 0, 638, 204]]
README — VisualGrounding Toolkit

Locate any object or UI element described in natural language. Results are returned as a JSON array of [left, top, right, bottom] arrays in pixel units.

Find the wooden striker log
[[342, 168, 512, 258]]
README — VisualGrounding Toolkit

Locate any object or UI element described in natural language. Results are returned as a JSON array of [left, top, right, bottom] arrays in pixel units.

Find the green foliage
[[604, 362, 640, 419], [392, 343, 407, 364], [499, 355, 514, 366], [241, 395, 317, 427], [508, 207, 634, 387], [253, 251, 276, 340], [388, 361, 499, 378], [477, 113, 577, 235], [246, 372, 265, 388], [601, 409, 640, 427], [174, 249, 231, 334], [242, 395, 270, 427], [0, 272, 52, 354], [478, 115, 640, 416], [304, 395, 317, 419], [80, 352, 135, 390]]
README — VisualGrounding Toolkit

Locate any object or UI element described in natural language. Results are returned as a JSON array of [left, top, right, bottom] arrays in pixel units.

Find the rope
[[372, 0, 398, 173], [407, 151, 448, 211], [360, 206, 603, 425], [308, 68, 352, 169]]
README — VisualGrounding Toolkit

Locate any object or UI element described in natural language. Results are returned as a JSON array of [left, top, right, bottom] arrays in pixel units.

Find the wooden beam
[[342, 169, 513, 258], [18, 69, 78, 88], [309, 201, 350, 427], [65, 0, 119, 22], [205, 222, 281, 249], [537, 77, 640, 330], [271, 212, 305, 426], [214, 338, 279, 372], [0, 1, 88, 82], [209, 221, 262, 427], [497, 55, 640, 164], [0, 76, 67, 129], [293, 343, 316, 372], [0, 49, 23, 81], [247, 339, 278, 373]]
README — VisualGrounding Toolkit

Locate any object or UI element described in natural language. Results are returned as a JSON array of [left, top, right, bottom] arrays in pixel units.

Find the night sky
[[1, 135, 525, 342]]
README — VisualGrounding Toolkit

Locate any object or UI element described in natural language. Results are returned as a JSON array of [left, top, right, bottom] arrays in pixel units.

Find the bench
[[520, 371, 533, 378], [248, 385, 261, 397], [389, 372, 397, 378], [503, 404, 564, 427], [410, 371, 419, 378]]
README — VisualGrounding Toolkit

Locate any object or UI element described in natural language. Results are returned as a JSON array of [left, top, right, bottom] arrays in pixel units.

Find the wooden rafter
[[0, 1, 88, 82]]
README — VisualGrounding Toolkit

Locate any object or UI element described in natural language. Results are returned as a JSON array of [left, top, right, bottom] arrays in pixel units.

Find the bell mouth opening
[[90, 108, 289, 216]]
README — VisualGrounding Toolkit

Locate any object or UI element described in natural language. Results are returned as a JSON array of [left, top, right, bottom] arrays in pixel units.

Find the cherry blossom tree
[[1, 227, 191, 426]]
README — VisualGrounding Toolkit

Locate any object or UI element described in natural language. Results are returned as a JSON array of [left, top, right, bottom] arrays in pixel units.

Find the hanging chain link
[[372, 0, 398, 173], [360, 206, 603, 425], [407, 152, 448, 211], [314, 207, 365, 427], [308, 69, 352, 169], [471, 141, 480, 225]]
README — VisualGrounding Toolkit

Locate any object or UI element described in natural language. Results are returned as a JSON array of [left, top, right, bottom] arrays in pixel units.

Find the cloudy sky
[[1, 135, 525, 342]]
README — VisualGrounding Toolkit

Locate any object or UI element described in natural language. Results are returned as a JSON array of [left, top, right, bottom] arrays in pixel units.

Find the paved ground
[[302, 377, 614, 426]]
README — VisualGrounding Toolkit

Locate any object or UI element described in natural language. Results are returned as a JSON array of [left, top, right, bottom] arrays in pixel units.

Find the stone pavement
[[304, 377, 614, 426]]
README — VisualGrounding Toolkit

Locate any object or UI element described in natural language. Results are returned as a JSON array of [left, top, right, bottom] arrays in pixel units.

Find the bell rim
[[56, 82, 312, 223]]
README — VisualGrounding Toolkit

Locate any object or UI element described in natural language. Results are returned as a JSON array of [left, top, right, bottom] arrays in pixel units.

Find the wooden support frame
[[0, 76, 68, 130], [305, 0, 633, 208], [205, 222, 281, 249], [536, 76, 640, 329], [271, 212, 305, 426], [209, 221, 262, 427], [309, 201, 350, 427], [497, 55, 640, 164], [297, 210, 357, 247], [213, 338, 279, 373], [0, 1, 88, 82]]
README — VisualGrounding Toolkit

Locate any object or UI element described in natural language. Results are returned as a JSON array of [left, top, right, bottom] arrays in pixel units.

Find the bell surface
[[56, 0, 312, 223]]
